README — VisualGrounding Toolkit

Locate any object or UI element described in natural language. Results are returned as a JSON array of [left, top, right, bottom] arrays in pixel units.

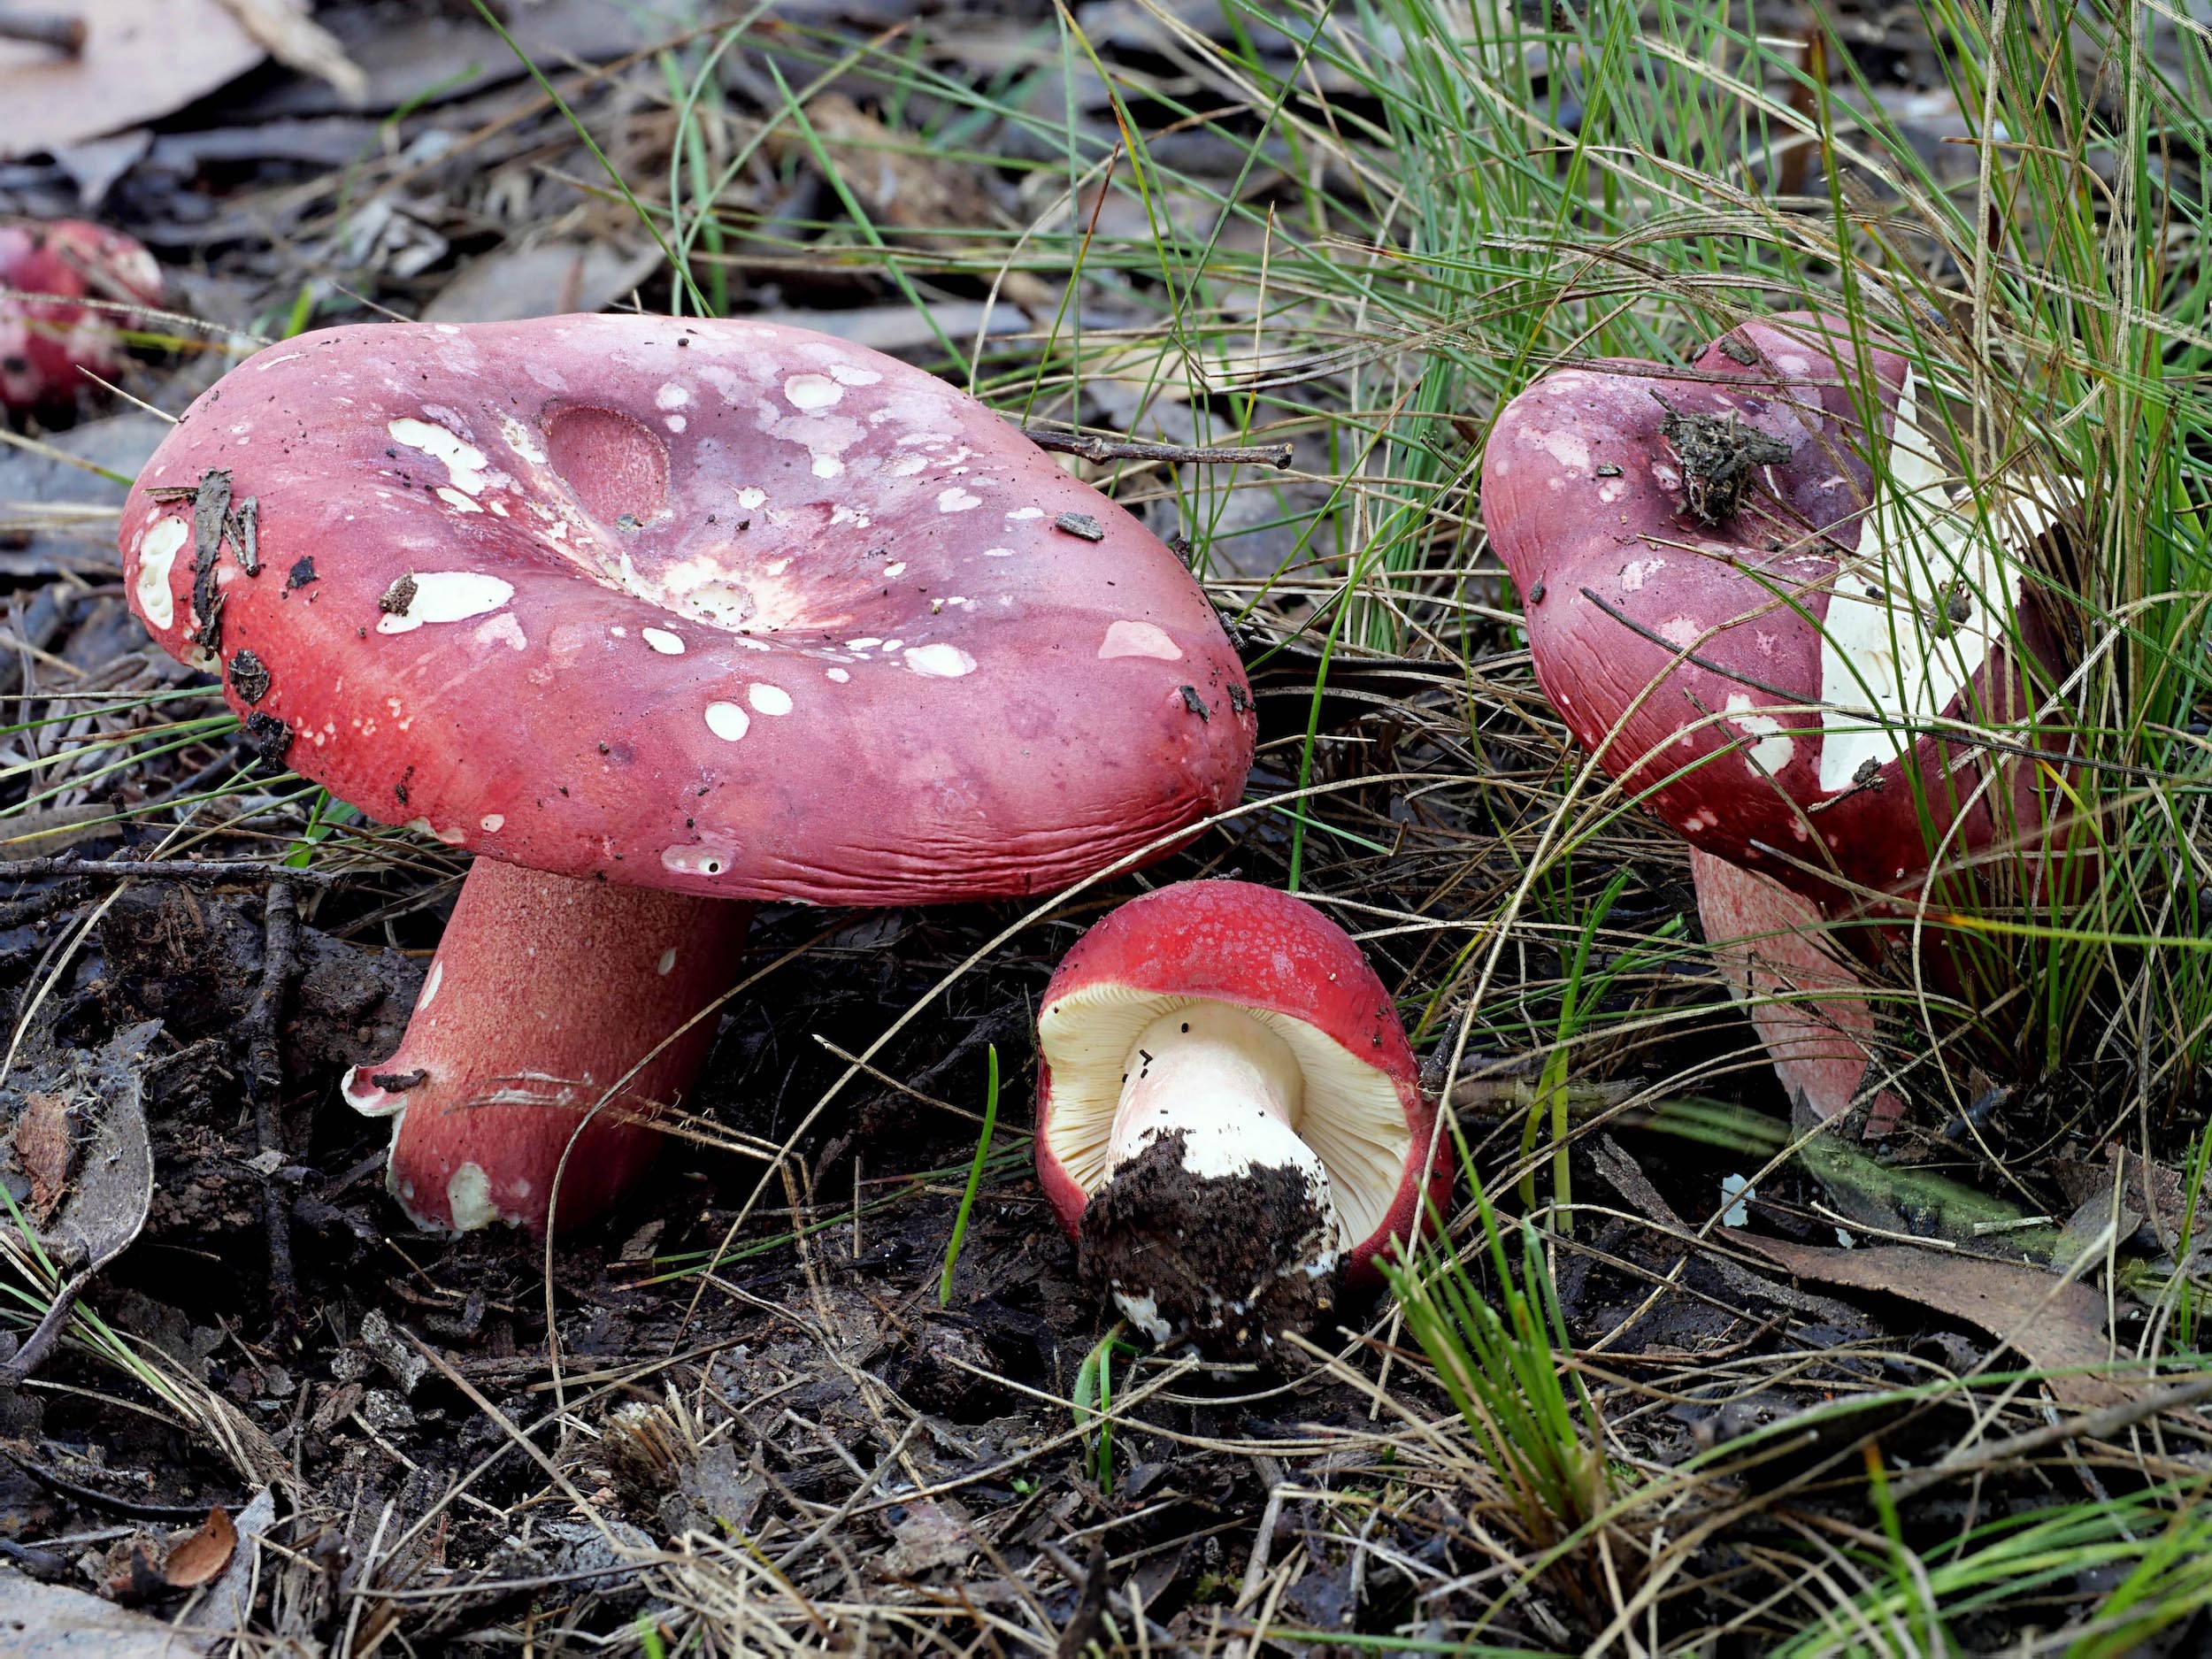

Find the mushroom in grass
[[1480, 311, 2081, 925], [1035, 880, 1447, 1356], [0, 219, 162, 418], [119, 314, 1257, 1234]]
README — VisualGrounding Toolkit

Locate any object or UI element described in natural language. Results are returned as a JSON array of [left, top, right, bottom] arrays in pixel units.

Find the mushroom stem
[[1084, 1003, 1344, 1350], [1692, 849, 1902, 1135], [342, 857, 752, 1233], [1106, 1004, 1322, 1194]]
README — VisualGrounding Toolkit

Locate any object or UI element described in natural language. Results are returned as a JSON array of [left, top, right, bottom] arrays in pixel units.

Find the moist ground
[[1076, 1129, 1340, 1361]]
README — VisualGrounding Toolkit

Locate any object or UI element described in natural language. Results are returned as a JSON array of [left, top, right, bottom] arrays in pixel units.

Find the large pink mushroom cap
[[1481, 312, 2078, 922], [119, 314, 1253, 904], [0, 219, 162, 416], [118, 314, 1256, 1233], [1035, 879, 1446, 1356]]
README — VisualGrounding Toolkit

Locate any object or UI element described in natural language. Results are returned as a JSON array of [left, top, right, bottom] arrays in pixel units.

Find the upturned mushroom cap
[[0, 219, 161, 415], [1035, 880, 1445, 1288], [116, 315, 1256, 901], [1482, 313, 2077, 918], [1691, 849, 1903, 1133]]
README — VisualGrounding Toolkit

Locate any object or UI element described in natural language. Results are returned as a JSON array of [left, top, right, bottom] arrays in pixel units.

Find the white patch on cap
[[435, 487, 483, 513], [826, 667, 849, 682], [737, 487, 767, 510], [480, 813, 504, 832], [1724, 694, 1796, 776], [500, 415, 546, 465], [704, 701, 750, 741], [407, 816, 469, 846], [445, 1163, 501, 1232], [741, 683, 791, 718], [388, 418, 490, 494], [937, 487, 980, 513], [657, 382, 690, 409], [419, 959, 444, 1010], [641, 627, 685, 655], [1007, 506, 1045, 520], [903, 643, 976, 679], [662, 845, 729, 876], [811, 455, 843, 478], [828, 364, 881, 386], [1620, 557, 1665, 591], [375, 572, 516, 634], [982, 546, 1014, 557], [666, 414, 687, 434], [657, 948, 677, 976], [1098, 619, 1181, 661], [1538, 429, 1591, 473], [133, 516, 188, 629], [882, 561, 907, 579], [784, 373, 842, 411], [474, 613, 526, 650], [889, 456, 928, 477]]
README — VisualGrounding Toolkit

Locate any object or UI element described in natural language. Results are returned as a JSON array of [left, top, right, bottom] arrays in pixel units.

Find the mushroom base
[[1077, 1129, 1341, 1361], [342, 857, 753, 1234]]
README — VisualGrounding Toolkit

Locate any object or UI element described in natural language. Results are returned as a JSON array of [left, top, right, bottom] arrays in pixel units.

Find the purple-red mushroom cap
[[1035, 880, 1445, 1356], [117, 314, 1256, 903], [1481, 312, 2073, 918]]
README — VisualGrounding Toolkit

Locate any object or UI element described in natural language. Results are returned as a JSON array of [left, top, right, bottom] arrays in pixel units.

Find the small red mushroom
[[1481, 311, 2078, 921], [0, 219, 162, 417], [1034, 880, 1447, 1356], [119, 313, 1256, 1234]]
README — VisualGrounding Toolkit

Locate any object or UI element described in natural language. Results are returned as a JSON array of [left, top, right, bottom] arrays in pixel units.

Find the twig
[[1023, 428, 1294, 470], [0, 9, 84, 53], [0, 1263, 94, 1385], [247, 878, 301, 1322], [1891, 1370, 2212, 1500], [0, 1444, 227, 1520], [0, 856, 345, 888]]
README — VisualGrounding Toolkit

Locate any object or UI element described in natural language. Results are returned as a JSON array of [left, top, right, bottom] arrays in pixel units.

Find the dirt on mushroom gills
[[1075, 1129, 1340, 1361], [1654, 393, 1794, 525]]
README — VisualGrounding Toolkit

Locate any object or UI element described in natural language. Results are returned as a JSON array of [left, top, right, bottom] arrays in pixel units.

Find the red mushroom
[[1480, 311, 2078, 923], [119, 314, 1256, 1233], [0, 219, 162, 417], [1034, 880, 1446, 1355]]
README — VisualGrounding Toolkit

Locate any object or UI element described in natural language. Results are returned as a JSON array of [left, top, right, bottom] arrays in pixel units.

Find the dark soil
[[1077, 1129, 1341, 1362]]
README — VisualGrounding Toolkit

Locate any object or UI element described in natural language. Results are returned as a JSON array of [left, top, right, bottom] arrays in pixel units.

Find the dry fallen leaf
[[214, 0, 366, 104], [162, 1504, 238, 1589], [1744, 1237, 2131, 1409], [0, 0, 265, 162], [12, 1090, 73, 1223]]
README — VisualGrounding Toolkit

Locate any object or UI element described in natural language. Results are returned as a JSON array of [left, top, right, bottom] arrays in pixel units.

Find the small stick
[[247, 878, 302, 1323], [0, 856, 346, 888], [0, 1264, 95, 1385], [0, 9, 85, 53], [1023, 428, 1294, 470]]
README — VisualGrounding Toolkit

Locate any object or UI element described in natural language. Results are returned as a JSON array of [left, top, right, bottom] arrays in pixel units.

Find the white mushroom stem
[[1104, 1003, 1338, 1234]]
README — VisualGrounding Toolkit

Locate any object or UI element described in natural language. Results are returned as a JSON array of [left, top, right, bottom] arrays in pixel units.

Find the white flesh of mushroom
[[1815, 369, 2062, 792]]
